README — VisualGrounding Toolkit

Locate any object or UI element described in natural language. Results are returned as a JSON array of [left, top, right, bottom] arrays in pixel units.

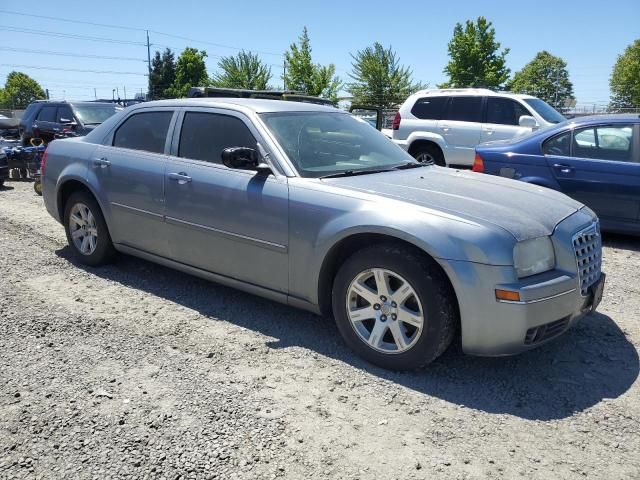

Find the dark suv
[[19, 101, 121, 145]]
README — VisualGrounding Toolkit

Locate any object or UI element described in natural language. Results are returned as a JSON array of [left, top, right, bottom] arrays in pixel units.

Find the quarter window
[[37, 106, 57, 122], [543, 131, 572, 156], [113, 111, 173, 154], [573, 125, 635, 162], [178, 112, 257, 164], [442, 96, 483, 123], [411, 96, 447, 120], [486, 98, 531, 126]]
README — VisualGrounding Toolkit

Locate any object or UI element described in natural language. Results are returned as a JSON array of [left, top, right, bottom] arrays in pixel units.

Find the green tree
[[283, 27, 341, 101], [441, 16, 510, 89], [610, 39, 640, 110], [165, 47, 209, 98], [211, 51, 272, 90], [347, 42, 422, 108], [507, 51, 574, 108], [0, 71, 46, 108], [148, 48, 176, 99]]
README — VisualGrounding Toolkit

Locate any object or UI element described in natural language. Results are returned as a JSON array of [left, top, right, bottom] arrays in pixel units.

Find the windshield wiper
[[393, 162, 429, 170], [320, 168, 394, 179]]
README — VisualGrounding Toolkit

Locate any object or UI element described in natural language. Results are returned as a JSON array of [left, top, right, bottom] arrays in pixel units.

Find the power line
[[0, 64, 146, 76], [0, 25, 145, 45], [0, 47, 144, 62], [148, 30, 282, 57], [0, 9, 145, 31]]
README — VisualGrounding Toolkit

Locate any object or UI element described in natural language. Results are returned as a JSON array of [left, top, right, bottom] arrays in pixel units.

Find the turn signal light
[[472, 152, 484, 172], [392, 111, 401, 130], [495, 289, 521, 302]]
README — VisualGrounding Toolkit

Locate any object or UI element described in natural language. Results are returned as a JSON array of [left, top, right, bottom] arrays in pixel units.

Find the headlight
[[513, 236, 555, 278]]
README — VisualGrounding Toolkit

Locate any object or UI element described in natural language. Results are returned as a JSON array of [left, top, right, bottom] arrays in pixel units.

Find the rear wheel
[[411, 144, 445, 167], [332, 244, 457, 370], [63, 191, 115, 266]]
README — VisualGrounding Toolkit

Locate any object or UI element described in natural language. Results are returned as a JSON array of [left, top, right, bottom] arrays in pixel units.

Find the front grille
[[524, 317, 570, 345], [572, 223, 602, 296]]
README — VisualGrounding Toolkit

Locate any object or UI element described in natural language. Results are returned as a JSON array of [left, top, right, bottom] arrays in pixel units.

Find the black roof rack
[[187, 87, 336, 107]]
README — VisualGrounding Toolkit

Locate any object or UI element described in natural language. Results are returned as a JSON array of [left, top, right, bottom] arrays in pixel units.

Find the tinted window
[[411, 96, 447, 120], [543, 131, 572, 156], [37, 106, 57, 122], [73, 104, 120, 125], [178, 112, 257, 164], [524, 98, 565, 124], [486, 98, 531, 126], [573, 125, 635, 162], [443, 96, 482, 122], [57, 106, 74, 123], [113, 111, 173, 154]]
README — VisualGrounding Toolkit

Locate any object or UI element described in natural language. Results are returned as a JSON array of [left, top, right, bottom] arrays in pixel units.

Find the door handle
[[439, 124, 450, 132], [92, 157, 111, 168], [553, 163, 573, 174], [168, 172, 192, 184]]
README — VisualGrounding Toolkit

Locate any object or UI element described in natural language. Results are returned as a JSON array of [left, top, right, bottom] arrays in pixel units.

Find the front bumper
[[441, 209, 603, 356]]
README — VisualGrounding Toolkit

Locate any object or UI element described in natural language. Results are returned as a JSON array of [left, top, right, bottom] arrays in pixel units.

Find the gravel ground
[[0, 180, 639, 480]]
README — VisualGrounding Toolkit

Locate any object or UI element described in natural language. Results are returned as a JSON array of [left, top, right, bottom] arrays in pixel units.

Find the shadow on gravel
[[603, 232, 640, 253], [56, 246, 639, 422], [0, 184, 15, 191]]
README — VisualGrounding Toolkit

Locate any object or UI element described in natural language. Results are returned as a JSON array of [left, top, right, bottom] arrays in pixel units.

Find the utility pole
[[146, 30, 152, 98], [553, 67, 560, 108], [283, 59, 286, 90], [123, 86, 127, 101], [94, 88, 97, 100]]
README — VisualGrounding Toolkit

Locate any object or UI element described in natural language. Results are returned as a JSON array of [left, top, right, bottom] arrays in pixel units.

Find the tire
[[33, 181, 42, 196], [0, 179, 4, 187], [411, 144, 445, 167], [63, 191, 115, 266], [332, 244, 457, 370]]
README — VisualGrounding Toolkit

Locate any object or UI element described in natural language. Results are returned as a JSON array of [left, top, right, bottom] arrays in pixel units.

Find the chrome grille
[[572, 223, 602, 296]]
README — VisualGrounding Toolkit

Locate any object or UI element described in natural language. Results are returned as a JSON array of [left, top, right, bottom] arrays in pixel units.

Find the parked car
[[19, 101, 122, 145], [42, 98, 604, 370], [475, 114, 640, 235], [0, 148, 8, 187], [392, 88, 566, 167]]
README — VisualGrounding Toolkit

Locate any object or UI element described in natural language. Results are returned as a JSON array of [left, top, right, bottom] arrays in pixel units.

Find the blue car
[[474, 114, 640, 235]]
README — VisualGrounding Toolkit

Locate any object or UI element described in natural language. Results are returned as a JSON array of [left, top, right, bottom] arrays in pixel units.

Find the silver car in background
[[41, 98, 605, 370]]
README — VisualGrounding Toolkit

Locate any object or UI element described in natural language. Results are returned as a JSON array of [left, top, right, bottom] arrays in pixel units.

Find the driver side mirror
[[519, 115, 538, 128], [221, 147, 271, 173]]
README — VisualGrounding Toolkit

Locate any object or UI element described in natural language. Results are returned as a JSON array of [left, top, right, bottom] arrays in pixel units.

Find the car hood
[[323, 167, 583, 241]]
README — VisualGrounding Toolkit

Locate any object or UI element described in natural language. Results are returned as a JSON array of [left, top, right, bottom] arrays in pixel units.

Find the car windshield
[[73, 104, 121, 125], [260, 112, 416, 178], [524, 98, 566, 124]]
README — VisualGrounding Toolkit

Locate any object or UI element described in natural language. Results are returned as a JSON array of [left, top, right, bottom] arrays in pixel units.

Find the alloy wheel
[[68, 202, 98, 255]]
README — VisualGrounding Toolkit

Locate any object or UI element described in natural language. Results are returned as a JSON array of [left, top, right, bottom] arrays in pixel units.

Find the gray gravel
[[1, 180, 639, 480]]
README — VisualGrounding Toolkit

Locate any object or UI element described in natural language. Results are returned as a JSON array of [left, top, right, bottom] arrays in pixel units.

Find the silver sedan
[[41, 98, 605, 370]]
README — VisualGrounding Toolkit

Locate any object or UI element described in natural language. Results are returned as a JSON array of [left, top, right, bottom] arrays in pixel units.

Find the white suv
[[391, 88, 566, 167]]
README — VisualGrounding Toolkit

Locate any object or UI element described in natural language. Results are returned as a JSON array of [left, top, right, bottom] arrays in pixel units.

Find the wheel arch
[[56, 179, 111, 237]]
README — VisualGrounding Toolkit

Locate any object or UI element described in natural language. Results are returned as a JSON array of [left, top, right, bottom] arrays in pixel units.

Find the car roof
[[410, 88, 537, 100], [131, 97, 342, 114], [567, 114, 640, 124]]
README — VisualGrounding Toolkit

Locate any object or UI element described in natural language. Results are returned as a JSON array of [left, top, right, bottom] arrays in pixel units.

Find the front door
[[92, 109, 175, 257], [481, 97, 533, 143], [544, 123, 640, 228], [438, 96, 483, 166], [164, 109, 289, 293]]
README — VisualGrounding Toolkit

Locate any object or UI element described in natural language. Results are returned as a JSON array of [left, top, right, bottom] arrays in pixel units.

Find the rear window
[[113, 111, 173, 154], [442, 96, 482, 123], [411, 96, 447, 120]]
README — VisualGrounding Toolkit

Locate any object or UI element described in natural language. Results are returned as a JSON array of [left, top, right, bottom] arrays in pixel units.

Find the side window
[[57, 106, 74, 123], [442, 96, 483, 123], [411, 96, 447, 120], [486, 98, 532, 126], [37, 106, 57, 122], [543, 131, 571, 156], [573, 125, 634, 162], [178, 112, 257, 164], [113, 111, 173, 154]]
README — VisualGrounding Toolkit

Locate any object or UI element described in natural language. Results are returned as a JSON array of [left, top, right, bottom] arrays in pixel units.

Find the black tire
[[0, 179, 4, 188], [33, 181, 42, 195], [332, 244, 457, 370], [411, 143, 445, 167], [63, 191, 115, 266]]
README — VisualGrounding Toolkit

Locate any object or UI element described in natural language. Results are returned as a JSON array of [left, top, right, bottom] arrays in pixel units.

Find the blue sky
[[1, 0, 638, 106]]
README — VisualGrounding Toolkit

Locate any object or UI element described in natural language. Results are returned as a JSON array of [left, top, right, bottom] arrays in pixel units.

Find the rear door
[[439, 96, 483, 166], [164, 109, 289, 292], [92, 108, 175, 257], [481, 97, 533, 143], [544, 123, 640, 227]]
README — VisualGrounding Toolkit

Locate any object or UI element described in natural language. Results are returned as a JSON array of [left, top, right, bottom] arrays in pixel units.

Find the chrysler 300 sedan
[[41, 98, 605, 370]]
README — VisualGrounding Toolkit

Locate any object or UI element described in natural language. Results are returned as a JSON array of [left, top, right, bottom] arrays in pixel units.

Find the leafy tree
[[283, 27, 341, 101], [165, 47, 209, 98], [0, 71, 46, 108], [211, 51, 272, 90], [610, 39, 640, 110], [441, 16, 510, 89], [507, 51, 574, 108], [148, 48, 176, 99], [347, 42, 422, 108]]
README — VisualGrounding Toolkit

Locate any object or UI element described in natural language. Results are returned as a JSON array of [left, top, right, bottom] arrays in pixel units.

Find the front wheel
[[332, 244, 457, 370], [63, 191, 115, 266]]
